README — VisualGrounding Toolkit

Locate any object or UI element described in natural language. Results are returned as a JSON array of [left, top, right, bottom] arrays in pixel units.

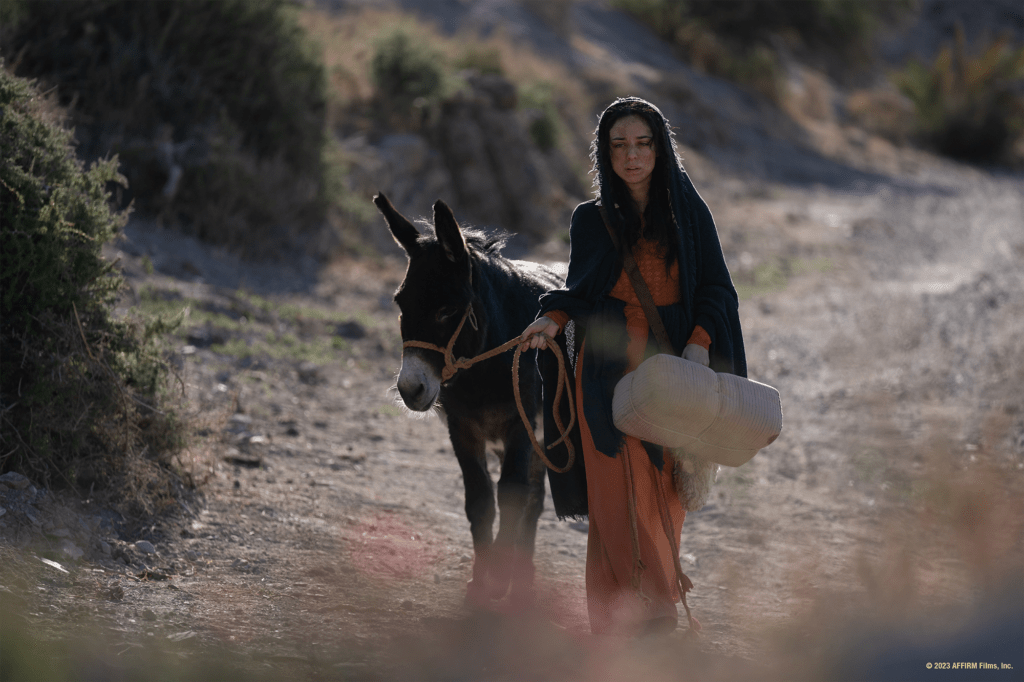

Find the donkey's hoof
[[507, 584, 537, 613], [465, 578, 499, 607]]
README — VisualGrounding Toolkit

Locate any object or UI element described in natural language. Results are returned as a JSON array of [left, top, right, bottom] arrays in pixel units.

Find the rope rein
[[401, 305, 576, 473], [402, 303, 699, 634]]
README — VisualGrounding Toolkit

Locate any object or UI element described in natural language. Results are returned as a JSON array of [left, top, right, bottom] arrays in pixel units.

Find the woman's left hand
[[682, 343, 709, 367], [520, 316, 560, 351]]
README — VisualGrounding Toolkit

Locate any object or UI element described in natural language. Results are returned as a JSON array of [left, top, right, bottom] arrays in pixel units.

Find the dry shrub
[[612, 0, 914, 100], [1, 0, 333, 259], [894, 25, 1024, 163], [1, 66, 190, 515], [766, 407, 1024, 681], [844, 88, 917, 143], [299, 6, 596, 160]]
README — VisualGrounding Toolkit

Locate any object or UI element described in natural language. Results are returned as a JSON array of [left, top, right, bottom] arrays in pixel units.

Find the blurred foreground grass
[[2, 426, 1019, 681]]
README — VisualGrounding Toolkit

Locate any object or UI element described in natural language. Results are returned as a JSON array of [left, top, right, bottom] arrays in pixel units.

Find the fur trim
[[671, 448, 718, 512]]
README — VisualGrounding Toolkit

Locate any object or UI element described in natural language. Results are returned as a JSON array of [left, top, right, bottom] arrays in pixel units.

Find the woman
[[521, 97, 746, 636]]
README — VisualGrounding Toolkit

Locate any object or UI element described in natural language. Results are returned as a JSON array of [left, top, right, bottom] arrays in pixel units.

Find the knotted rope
[[402, 305, 576, 473]]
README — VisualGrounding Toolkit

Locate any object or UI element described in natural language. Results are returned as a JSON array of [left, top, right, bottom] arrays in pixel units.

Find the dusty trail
[[3, 3, 1023, 676], [3, 149, 1021, 679]]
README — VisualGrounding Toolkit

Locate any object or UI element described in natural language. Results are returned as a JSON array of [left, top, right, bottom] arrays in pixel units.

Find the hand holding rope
[[402, 306, 575, 473]]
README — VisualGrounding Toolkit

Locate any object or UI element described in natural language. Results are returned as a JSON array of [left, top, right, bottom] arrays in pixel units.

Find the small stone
[[99, 540, 112, 556], [60, 539, 84, 560], [0, 507, 6, 518], [0, 472, 30, 489], [51, 528, 71, 538], [336, 320, 367, 339], [459, 554, 471, 564], [434, 573, 441, 584], [297, 361, 322, 385], [400, 599, 414, 610], [143, 609, 158, 622], [135, 540, 157, 555]]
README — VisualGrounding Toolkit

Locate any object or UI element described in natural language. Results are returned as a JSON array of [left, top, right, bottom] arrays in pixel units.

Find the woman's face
[[608, 114, 656, 195]]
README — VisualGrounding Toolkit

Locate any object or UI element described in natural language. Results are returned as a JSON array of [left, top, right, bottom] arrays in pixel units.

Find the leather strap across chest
[[598, 206, 676, 355]]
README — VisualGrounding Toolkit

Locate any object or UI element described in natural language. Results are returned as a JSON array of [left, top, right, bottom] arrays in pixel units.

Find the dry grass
[[298, 5, 597, 161]]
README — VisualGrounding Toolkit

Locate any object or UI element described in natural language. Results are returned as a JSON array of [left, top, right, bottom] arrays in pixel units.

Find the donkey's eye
[[435, 306, 458, 323]]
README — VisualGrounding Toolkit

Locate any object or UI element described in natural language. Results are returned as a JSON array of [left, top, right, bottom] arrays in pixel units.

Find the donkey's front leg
[[448, 418, 499, 604]]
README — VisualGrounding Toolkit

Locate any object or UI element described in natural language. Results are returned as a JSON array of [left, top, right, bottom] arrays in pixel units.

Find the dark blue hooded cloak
[[538, 97, 746, 519]]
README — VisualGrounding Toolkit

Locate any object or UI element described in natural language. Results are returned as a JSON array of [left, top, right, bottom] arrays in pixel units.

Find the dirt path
[[3, 141, 1022, 680]]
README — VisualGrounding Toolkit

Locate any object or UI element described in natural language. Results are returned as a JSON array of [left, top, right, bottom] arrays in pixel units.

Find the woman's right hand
[[520, 316, 560, 351]]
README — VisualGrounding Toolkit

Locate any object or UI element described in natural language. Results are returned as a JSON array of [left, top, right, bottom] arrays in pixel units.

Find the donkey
[[373, 193, 564, 604]]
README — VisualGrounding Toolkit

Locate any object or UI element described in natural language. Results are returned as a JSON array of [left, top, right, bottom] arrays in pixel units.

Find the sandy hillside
[[2, 2, 1023, 680]]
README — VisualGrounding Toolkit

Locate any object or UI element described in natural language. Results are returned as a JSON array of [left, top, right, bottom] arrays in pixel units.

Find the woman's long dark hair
[[591, 98, 681, 270]]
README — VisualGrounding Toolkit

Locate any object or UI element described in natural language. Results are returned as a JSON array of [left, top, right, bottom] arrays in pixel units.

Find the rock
[[51, 528, 71, 538], [297, 361, 322, 385], [336, 320, 367, 339], [135, 540, 157, 555], [0, 507, 6, 518], [0, 472, 31, 489], [465, 72, 517, 110], [60, 539, 84, 560], [143, 609, 158, 622], [99, 540, 112, 556], [850, 217, 894, 240]]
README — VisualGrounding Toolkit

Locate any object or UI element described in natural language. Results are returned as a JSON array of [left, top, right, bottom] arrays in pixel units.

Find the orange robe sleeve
[[542, 310, 569, 334], [686, 324, 711, 351]]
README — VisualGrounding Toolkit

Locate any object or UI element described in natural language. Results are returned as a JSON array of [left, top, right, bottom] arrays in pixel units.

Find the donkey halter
[[400, 304, 576, 474], [401, 304, 479, 384]]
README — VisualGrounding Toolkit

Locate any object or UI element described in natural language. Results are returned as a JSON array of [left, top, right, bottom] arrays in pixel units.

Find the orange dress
[[545, 237, 708, 635]]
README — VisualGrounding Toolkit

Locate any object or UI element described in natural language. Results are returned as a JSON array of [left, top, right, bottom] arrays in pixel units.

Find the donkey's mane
[[414, 219, 509, 256]]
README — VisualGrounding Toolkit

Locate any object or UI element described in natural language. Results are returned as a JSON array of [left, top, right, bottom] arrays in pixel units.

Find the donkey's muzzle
[[397, 352, 440, 411]]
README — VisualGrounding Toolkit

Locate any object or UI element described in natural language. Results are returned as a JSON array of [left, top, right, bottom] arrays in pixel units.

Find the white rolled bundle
[[612, 354, 782, 467]]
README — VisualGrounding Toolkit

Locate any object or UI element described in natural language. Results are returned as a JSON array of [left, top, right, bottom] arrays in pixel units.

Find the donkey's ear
[[433, 199, 467, 265], [373, 193, 420, 254]]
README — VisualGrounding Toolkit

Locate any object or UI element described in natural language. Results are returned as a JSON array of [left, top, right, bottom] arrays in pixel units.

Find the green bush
[[1, 67, 184, 507], [455, 46, 505, 76], [894, 28, 1024, 162], [520, 81, 560, 152], [370, 28, 446, 124], [1, 0, 331, 257]]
